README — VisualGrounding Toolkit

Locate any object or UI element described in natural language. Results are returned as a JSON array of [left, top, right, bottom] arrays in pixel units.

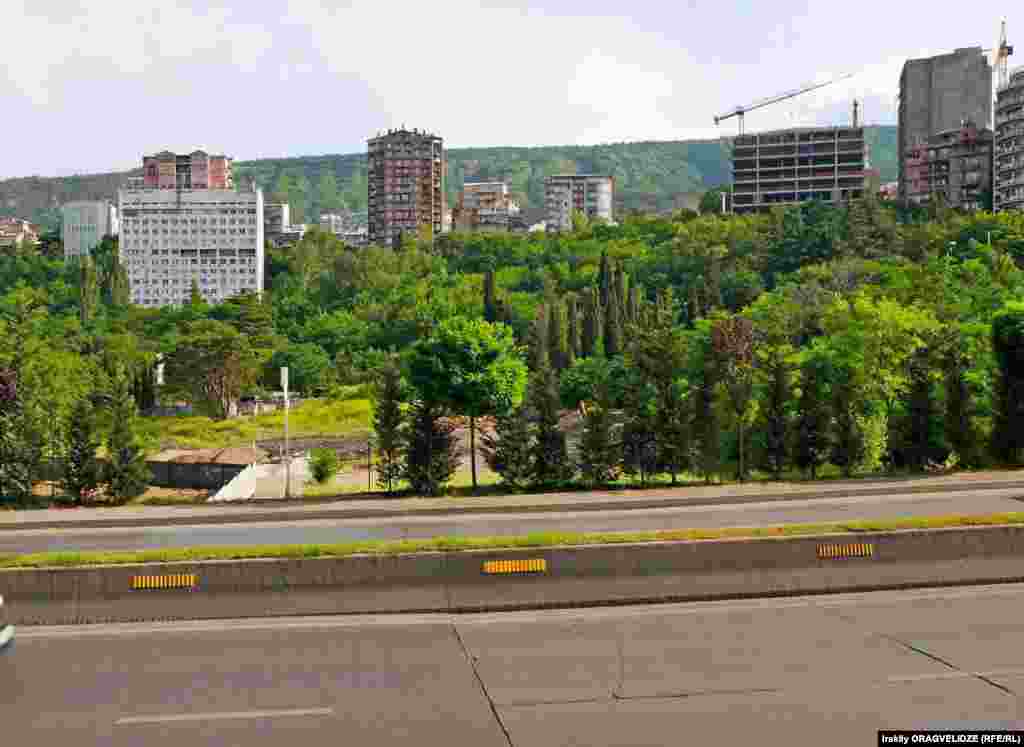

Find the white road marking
[[115, 707, 333, 725]]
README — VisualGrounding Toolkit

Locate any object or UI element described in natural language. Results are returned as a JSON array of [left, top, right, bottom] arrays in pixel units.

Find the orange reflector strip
[[131, 574, 197, 590], [482, 558, 547, 575], [817, 543, 874, 560]]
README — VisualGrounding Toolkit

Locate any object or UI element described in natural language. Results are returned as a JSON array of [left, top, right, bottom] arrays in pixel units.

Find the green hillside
[[0, 126, 898, 231]]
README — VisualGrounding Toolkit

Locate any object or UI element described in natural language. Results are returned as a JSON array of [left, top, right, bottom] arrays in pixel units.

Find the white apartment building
[[118, 187, 264, 308], [544, 175, 614, 231], [62, 201, 119, 259]]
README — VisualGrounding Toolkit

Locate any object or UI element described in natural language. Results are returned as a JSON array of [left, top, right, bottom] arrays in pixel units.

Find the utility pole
[[281, 366, 290, 499]]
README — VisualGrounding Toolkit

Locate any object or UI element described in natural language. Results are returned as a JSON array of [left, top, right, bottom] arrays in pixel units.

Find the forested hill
[[1, 125, 897, 231]]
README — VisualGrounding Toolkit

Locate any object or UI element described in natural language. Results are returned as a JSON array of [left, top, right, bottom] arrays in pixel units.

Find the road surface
[[5, 584, 1024, 744], [3, 485, 1024, 553]]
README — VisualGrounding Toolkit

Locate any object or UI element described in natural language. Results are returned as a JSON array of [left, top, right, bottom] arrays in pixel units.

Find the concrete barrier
[[6, 524, 1024, 625]]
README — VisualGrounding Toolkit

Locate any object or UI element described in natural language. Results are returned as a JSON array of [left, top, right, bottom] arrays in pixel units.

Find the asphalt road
[[3, 486, 1024, 553], [6, 584, 1024, 744]]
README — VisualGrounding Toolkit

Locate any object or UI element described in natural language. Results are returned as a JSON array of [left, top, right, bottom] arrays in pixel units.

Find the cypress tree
[[598, 251, 611, 309], [620, 374, 658, 485], [79, 256, 99, 325], [483, 268, 498, 323], [61, 395, 103, 504], [627, 283, 642, 327], [577, 381, 620, 487], [109, 261, 130, 308], [106, 367, 151, 502], [581, 287, 602, 358], [527, 303, 549, 371], [566, 295, 580, 365], [830, 369, 864, 478], [548, 300, 567, 372], [529, 359, 574, 486], [944, 346, 979, 468], [614, 266, 628, 321], [604, 287, 623, 357], [374, 358, 406, 494], [761, 352, 792, 480], [795, 357, 830, 480], [402, 400, 459, 496], [480, 405, 534, 489]]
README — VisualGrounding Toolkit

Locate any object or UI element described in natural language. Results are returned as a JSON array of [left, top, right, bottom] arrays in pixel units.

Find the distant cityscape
[[0, 43, 1019, 309]]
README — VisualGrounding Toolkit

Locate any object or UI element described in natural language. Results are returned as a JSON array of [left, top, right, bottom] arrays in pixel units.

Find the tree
[[577, 380, 620, 486], [830, 368, 865, 477], [581, 287, 603, 358], [61, 395, 103, 504], [483, 268, 498, 323], [604, 286, 623, 357], [408, 317, 528, 490], [268, 343, 332, 395], [373, 358, 406, 494], [598, 252, 612, 309], [78, 256, 99, 325], [481, 404, 534, 489], [189, 279, 205, 308], [760, 348, 793, 479], [163, 319, 260, 419], [711, 315, 757, 481], [700, 187, 731, 215], [105, 367, 150, 502], [991, 304, 1024, 465], [547, 301, 568, 372], [530, 357, 574, 486], [0, 368, 44, 504], [318, 170, 342, 214], [904, 348, 943, 472], [795, 355, 831, 479], [693, 354, 720, 484], [402, 400, 459, 496], [944, 343, 980, 468], [566, 294, 581, 364]]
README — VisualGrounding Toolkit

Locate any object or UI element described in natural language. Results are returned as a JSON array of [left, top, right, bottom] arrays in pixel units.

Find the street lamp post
[[281, 367, 290, 499]]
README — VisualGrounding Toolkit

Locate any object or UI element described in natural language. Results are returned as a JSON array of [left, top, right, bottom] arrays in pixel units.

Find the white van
[[0, 595, 12, 651]]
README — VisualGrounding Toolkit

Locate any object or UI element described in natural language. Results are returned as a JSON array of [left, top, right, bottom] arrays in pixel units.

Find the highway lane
[[7, 584, 1024, 745], [2, 486, 1024, 553]]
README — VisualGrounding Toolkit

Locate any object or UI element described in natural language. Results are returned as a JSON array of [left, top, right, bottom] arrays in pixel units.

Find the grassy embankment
[[2, 512, 1021, 569], [137, 397, 373, 451]]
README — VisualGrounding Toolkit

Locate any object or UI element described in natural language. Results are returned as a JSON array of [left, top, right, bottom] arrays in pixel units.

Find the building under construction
[[731, 126, 869, 214], [904, 120, 993, 210]]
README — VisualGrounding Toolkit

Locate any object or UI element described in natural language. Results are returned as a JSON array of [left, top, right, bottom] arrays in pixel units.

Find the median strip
[[2, 512, 1024, 570]]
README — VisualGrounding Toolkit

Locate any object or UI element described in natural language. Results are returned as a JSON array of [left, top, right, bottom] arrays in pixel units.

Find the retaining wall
[[5, 524, 1024, 625]]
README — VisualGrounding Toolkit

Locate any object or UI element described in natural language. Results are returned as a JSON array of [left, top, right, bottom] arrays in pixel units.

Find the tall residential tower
[[367, 128, 444, 247]]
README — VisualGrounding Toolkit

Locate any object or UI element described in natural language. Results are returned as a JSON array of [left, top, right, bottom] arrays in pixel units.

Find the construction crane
[[995, 19, 1014, 89], [713, 73, 855, 135]]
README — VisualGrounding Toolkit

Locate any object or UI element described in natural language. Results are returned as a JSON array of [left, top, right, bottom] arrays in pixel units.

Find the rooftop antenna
[[996, 19, 1014, 90]]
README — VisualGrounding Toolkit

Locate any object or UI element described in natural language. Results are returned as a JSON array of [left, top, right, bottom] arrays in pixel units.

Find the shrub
[[309, 448, 341, 484]]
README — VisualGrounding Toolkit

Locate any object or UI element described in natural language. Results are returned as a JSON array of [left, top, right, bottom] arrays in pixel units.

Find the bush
[[309, 448, 341, 484]]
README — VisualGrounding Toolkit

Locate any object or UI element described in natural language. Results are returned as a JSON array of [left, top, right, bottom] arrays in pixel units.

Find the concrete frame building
[[62, 201, 119, 259], [544, 175, 614, 231], [904, 121, 993, 211], [898, 48, 993, 202], [119, 152, 263, 308], [264, 203, 290, 236], [995, 67, 1024, 212], [731, 126, 868, 214], [367, 128, 445, 247], [0, 217, 41, 249], [453, 182, 522, 232]]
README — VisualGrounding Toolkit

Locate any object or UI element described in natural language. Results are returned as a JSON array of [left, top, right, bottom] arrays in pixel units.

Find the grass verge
[[2, 512, 1023, 570]]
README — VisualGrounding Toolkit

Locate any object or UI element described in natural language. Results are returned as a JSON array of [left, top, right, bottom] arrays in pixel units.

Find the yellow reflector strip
[[817, 543, 874, 560], [131, 574, 197, 590], [482, 558, 547, 575]]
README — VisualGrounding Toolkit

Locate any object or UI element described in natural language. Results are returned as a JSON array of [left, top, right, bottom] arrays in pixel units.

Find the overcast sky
[[2, 0, 1019, 179]]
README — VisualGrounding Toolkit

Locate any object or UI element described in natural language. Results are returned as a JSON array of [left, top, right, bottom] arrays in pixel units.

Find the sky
[[2, 0, 1019, 179]]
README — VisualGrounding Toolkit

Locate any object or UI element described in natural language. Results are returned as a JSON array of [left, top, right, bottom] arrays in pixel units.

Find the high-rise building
[[903, 121, 993, 210], [142, 150, 233, 190], [898, 48, 993, 202], [730, 126, 868, 214], [995, 67, 1024, 212], [119, 151, 263, 308], [367, 128, 445, 246], [62, 201, 119, 259], [453, 182, 521, 232], [544, 175, 614, 231]]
